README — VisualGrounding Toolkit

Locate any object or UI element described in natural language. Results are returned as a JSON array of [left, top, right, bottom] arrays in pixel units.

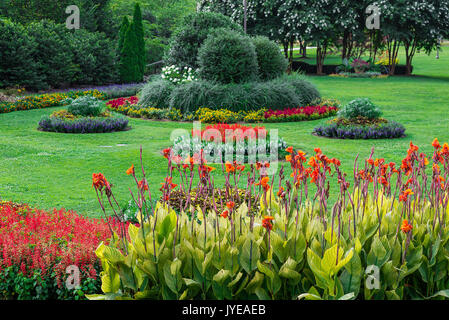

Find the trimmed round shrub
[[197, 29, 258, 84], [337, 98, 382, 120], [139, 78, 174, 109], [66, 96, 104, 117], [252, 36, 287, 80], [165, 12, 243, 69]]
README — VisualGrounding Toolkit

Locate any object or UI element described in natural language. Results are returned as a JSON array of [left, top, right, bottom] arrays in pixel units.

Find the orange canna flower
[[286, 146, 293, 153], [255, 176, 270, 191], [401, 220, 413, 234], [126, 164, 135, 176], [399, 189, 414, 202], [285, 154, 292, 162], [277, 186, 285, 197], [226, 201, 235, 209], [262, 216, 274, 231], [225, 161, 236, 173], [432, 138, 441, 149], [92, 173, 109, 191], [220, 210, 229, 219]]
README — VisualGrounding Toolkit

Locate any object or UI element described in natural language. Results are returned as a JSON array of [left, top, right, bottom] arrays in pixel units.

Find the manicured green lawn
[[1, 46, 448, 217]]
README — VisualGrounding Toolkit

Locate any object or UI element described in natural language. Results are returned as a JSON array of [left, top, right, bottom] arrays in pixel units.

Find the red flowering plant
[[106, 96, 138, 109], [171, 123, 289, 164], [264, 105, 338, 123], [0, 201, 121, 300]]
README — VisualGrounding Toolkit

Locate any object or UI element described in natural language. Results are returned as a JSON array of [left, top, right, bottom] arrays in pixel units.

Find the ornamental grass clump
[[88, 139, 449, 300]]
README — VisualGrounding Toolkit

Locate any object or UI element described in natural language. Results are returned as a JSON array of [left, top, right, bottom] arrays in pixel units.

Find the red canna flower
[[92, 173, 109, 191], [220, 210, 229, 219], [138, 179, 148, 190], [286, 146, 293, 153], [262, 216, 274, 231], [432, 138, 441, 150], [226, 201, 235, 210]]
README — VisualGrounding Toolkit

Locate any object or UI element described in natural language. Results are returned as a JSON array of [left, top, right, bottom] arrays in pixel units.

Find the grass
[[1, 46, 448, 217]]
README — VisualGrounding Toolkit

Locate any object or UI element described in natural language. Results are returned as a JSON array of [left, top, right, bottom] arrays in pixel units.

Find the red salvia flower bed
[[264, 105, 338, 119], [0, 202, 121, 287], [106, 96, 138, 109], [192, 123, 267, 143]]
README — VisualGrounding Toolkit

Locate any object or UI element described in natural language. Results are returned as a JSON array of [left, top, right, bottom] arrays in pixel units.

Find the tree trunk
[[342, 31, 348, 60], [300, 41, 307, 58], [404, 39, 416, 76], [282, 41, 288, 59], [316, 42, 327, 75]]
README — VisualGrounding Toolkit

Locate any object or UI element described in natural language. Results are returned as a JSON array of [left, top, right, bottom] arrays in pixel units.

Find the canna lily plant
[[87, 139, 449, 300]]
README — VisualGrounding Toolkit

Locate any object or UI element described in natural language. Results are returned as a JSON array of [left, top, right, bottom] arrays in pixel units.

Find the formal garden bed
[[84, 138, 449, 300], [313, 98, 406, 139], [38, 96, 130, 134], [1, 0, 449, 304]]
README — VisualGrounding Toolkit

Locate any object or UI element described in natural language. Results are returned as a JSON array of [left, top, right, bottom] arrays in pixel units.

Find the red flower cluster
[[192, 123, 267, 143], [106, 96, 138, 109], [0, 202, 122, 287], [264, 105, 338, 119]]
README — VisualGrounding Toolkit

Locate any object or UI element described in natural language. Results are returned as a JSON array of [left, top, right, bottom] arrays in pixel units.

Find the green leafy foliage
[[337, 98, 382, 120], [198, 28, 259, 84], [252, 36, 288, 80], [165, 11, 243, 69], [88, 189, 449, 300], [66, 96, 104, 117]]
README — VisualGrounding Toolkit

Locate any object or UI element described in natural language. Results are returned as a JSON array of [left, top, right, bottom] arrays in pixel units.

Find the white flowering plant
[[161, 65, 198, 84]]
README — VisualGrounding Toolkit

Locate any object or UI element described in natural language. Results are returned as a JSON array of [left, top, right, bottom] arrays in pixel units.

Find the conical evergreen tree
[[119, 22, 141, 83], [132, 3, 145, 77], [118, 16, 129, 54]]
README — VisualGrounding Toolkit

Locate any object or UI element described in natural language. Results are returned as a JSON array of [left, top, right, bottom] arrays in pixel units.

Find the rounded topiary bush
[[252, 36, 288, 80], [337, 98, 382, 119], [197, 28, 258, 84], [138, 78, 174, 109], [165, 12, 243, 69]]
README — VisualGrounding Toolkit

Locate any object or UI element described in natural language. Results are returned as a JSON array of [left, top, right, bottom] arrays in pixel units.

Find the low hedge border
[[292, 60, 413, 75], [313, 120, 406, 139], [38, 114, 130, 134]]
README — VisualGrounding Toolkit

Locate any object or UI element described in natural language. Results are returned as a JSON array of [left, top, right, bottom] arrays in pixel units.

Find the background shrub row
[[0, 19, 118, 91]]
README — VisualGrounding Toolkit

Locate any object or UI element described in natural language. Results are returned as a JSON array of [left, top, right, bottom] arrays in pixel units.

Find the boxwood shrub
[[252, 36, 288, 80], [198, 28, 258, 84], [165, 12, 243, 69]]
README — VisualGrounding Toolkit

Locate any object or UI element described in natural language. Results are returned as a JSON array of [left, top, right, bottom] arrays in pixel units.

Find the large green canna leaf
[[239, 238, 260, 274], [245, 271, 264, 294], [339, 252, 362, 297]]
